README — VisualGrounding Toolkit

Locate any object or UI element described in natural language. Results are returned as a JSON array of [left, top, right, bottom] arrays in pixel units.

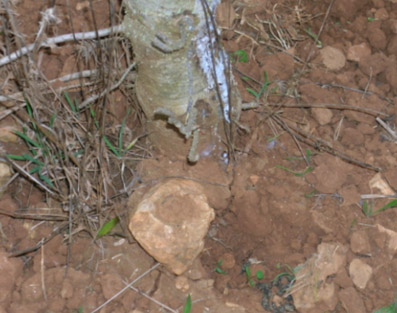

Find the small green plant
[[304, 190, 318, 198], [6, 100, 56, 188], [275, 165, 313, 177], [273, 263, 296, 283], [214, 259, 227, 274], [183, 294, 192, 313], [96, 217, 119, 239], [362, 199, 397, 217], [276, 149, 313, 177], [304, 26, 322, 48], [243, 265, 264, 287], [367, 17, 377, 22], [374, 300, 397, 313], [246, 71, 274, 100], [88, 103, 137, 158], [230, 49, 249, 63]]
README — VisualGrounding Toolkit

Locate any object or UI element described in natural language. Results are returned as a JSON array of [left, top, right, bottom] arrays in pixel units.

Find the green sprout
[[276, 149, 313, 177], [6, 100, 55, 188], [273, 263, 296, 283], [304, 26, 322, 48], [362, 199, 397, 217], [231, 49, 249, 63], [96, 217, 119, 239], [214, 260, 227, 274], [246, 71, 273, 100], [183, 294, 192, 313], [374, 300, 397, 313], [243, 265, 264, 287]]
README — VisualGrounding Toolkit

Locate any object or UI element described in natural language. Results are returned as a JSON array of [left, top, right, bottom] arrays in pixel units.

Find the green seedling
[[304, 26, 322, 48], [96, 217, 119, 239], [275, 165, 313, 177], [214, 260, 227, 274], [276, 149, 313, 177], [231, 49, 248, 63], [374, 301, 397, 313], [64, 92, 80, 115], [6, 100, 55, 188], [245, 266, 255, 287], [304, 190, 318, 198], [246, 71, 273, 100], [367, 17, 377, 22], [243, 265, 264, 287], [285, 149, 312, 163], [362, 199, 397, 217], [183, 294, 192, 313], [256, 270, 264, 280], [101, 108, 138, 158], [273, 263, 296, 283]]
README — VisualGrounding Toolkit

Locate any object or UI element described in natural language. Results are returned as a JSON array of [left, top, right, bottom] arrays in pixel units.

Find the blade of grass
[[22, 153, 44, 166], [183, 294, 192, 313], [103, 136, 121, 158], [374, 301, 397, 313], [49, 113, 57, 128], [96, 217, 119, 239], [14, 130, 41, 149], [6, 154, 28, 161], [275, 165, 313, 177], [372, 199, 397, 215], [64, 92, 77, 113], [39, 174, 55, 188]]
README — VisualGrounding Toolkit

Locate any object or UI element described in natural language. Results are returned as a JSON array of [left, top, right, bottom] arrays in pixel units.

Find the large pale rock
[[320, 46, 346, 71], [349, 258, 372, 289], [291, 242, 348, 313], [347, 43, 371, 62], [377, 224, 397, 258], [128, 179, 215, 275]]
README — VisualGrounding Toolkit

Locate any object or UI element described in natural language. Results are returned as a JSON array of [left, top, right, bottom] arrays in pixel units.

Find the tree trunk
[[122, 0, 240, 162]]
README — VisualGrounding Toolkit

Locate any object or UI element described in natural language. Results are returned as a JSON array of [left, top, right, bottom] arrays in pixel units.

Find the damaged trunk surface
[[122, 0, 239, 162]]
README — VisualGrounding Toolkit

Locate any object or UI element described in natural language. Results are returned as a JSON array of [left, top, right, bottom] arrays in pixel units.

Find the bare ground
[[0, 0, 397, 312]]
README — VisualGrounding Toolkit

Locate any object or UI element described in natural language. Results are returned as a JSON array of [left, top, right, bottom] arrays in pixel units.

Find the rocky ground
[[0, 0, 396, 312]]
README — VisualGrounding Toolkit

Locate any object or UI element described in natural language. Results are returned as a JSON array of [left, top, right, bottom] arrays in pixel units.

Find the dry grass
[[0, 1, 147, 255]]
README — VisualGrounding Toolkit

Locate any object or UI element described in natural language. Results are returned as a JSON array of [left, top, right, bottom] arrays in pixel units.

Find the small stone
[[291, 243, 347, 313], [339, 287, 366, 313], [61, 279, 74, 299], [320, 46, 346, 71], [128, 179, 215, 275], [349, 259, 373, 289], [249, 175, 260, 186], [175, 276, 189, 292], [311, 108, 333, 125], [350, 230, 371, 255], [0, 126, 19, 143], [367, 26, 387, 50], [375, 8, 389, 20], [220, 253, 235, 269], [377, 224, 397, 257], [369, 173, 394, 195]]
